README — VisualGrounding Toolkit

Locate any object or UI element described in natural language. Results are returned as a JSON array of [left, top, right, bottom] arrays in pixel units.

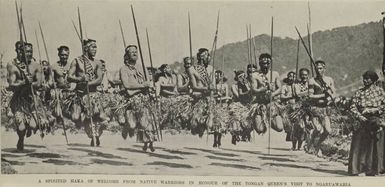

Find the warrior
[[307, 60, 336, 155], [50, 46, 72, 130], [7, 41, 45, 150], [229, 70, 252, 145], [177, 57, 192, 95], [280, 71, 300, 150], [118, 45, 157, 152], [155, 64, 178, 97], [214, 70, 230, 103], [188, 48, 225, 147], [155, 64, 179, 130], [248, 53, 282, 134], [173, 57, 194, 129], [291, 68, 311, 151], [67, 39, 106, 147]]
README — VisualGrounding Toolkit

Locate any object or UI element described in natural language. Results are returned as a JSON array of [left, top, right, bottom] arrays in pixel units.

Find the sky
[[1, 0, 384, 72]]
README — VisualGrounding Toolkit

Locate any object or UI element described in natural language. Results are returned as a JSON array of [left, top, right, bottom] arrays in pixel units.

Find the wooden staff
[[268, 16, 273, 155], [307, 24, 314, 77], [146, 28, 162, 141], [78, 7, 96, 145], [119, 19, 127, 49], [246, 25, 250, 65], [295, 39, 300, 82], [207, 10, 220, 144], [71, 19, 81, 42], [382, 12, 385, 76], [188, 12, 193, 64], [130, 5, 147, 81], [20, 4, 28, 43], [39, 21, 69, 144]]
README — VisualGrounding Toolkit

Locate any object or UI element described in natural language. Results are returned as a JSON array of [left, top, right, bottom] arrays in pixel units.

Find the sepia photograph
[[0, 0, 385, 186]]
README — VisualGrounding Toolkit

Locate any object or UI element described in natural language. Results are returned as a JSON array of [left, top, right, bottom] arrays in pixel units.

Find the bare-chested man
[[7, 41, 44, 150], [188, 48, 224, 147], [67, 39, 105, 147], [156, 64, 178, 97], [307, 60, 336, 155], [248, 53, 282, 134], [177, 57, 192, 95]]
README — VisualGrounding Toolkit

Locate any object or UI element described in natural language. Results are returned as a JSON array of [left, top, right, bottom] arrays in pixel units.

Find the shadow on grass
[[132, 145, 196, 155], [2, 148, 35, 154], [146, 161, 193, 168], [43, 159, 85, 166], [68, 143, 92, 148], [264, 162, 348, 176], [91, 158, 133, 166], [27, 152, 62, 159], [220, 148, 262, 155], [24, 144, 46, 148], [184, 147, 239, 157], [209, 162, 261, 170], [117, 148, 184, 160], [69, 147, 125, 159], [206, 155, 244, 162], [258, 156, 295, 162], [1, 158, 25, 166], [1, 153, 24, 158]]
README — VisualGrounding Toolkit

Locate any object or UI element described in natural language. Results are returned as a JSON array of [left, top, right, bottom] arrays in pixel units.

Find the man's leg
[[217, 132, 222, 148], [213, 132, 218, 147]]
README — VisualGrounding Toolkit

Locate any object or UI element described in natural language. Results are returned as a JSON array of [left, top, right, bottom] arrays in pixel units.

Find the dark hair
[[315, 60, 325, 66], [259, 53, 271, 61], [83, 39, 96, 46], [25, 43, 33, 48], [183, 57, 191, 63], [197, 48, 209, 60], [299, 68, 310, 75], [215, 70, 223, 75], [362, 70, 379, 82], [15, 41, 24, 50], [287, 71, 295, 77], [234, 70, 245, 81], [247, 64, 258, 69], [57, 45, 69, 52], [159, 64, 169, 72]]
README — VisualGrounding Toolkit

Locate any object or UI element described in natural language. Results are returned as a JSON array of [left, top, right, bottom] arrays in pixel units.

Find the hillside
[[172, 21, 384, 95]]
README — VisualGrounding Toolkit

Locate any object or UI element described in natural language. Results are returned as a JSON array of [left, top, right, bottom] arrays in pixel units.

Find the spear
[[252, 29, 258, 65], [207, 10, 220, 144], [246, 25, 251, 65], [382, 12, 385, 76], [119, 19, 127, 49], [130, 5, 147, 81], [34, 30, 42, 64], [146, 28, 162, 141], [307, 24, 314, 76], [15, 1, 22, 41], [20, 4, 28, 42], [295, 39, 300, 82], [78, 7, 96, 145], [249, 24, 253, 64], [39, 21, 69, 144], [71, 19, 81, 42], [188, 12, 193, 63], [268, 16, 273, 155]]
